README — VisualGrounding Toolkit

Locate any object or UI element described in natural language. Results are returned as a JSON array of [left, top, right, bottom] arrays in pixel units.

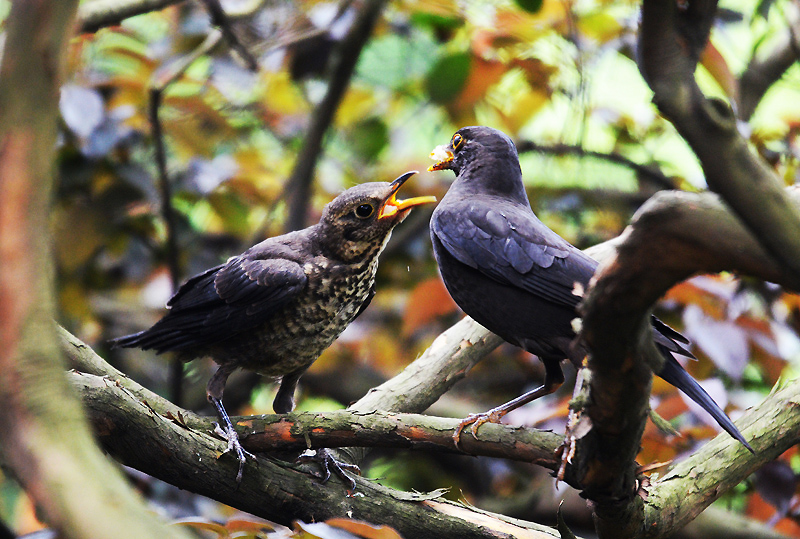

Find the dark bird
[[428, 126, 752, 451], [112, 172, 436, 483]]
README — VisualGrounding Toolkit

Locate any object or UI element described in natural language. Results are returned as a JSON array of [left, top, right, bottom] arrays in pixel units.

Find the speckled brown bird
[[112, 171, 436, 483]]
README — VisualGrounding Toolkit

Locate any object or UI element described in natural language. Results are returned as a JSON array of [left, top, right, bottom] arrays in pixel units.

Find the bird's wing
[[432, 201, 597, 309], [117, 255, 307, 352], [431, 200, 696, 356]]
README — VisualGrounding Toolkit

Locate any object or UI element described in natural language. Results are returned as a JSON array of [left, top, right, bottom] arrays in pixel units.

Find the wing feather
[[432, 201, 594, 308], [113, 254, 307, 352]]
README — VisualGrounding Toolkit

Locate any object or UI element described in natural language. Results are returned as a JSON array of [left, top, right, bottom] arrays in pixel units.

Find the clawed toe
[[215, 422, 256, 483], [298, 448, 360, 492], [452, 411, 505, 449]]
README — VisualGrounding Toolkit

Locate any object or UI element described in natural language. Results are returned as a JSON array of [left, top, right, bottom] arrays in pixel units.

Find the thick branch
[[65, 352, 562, 538], [575, 187, 800, 538], [643, 380, 800, 537], [638, 0, 800, 289]]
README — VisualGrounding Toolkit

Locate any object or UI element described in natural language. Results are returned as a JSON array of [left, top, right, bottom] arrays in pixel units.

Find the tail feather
[[658, 351, 754, 453]]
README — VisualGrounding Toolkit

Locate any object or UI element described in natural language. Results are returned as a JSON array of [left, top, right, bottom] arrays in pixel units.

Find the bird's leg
[[207, 364, 254, 483], [272, 368, 305, 415], [453, 359, 565, 449], [275, 368, 360, 491]]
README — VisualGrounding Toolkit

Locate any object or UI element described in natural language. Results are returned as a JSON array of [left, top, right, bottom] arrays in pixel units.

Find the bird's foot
[[214, 422, 256, 483], [452, 409, 506, 449], [297, 448, 360, 493]]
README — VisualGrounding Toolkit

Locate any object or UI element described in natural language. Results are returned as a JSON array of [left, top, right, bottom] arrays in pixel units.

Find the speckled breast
[[208, 255, 380, 376]]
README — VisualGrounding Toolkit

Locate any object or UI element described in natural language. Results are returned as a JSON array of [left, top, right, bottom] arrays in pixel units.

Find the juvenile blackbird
[[112, 171, 436, 483], [428, 126, 752, 451]]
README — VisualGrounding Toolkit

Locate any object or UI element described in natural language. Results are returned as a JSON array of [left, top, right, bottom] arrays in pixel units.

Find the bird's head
[[428, 126, 519, 176], [319, 171, 437, 262], [428, 126, 527, 204]]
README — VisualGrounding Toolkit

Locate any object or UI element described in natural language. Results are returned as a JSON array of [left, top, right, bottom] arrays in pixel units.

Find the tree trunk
[[0, 2, 192, 537]]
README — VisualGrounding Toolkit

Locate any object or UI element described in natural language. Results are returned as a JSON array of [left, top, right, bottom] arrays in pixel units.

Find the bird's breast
[[206, 256, 379, 376]]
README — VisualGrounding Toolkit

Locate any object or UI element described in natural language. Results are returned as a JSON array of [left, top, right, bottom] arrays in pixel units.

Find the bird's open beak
[[378, 171, 437, 219], [427, 145, 454, 171]]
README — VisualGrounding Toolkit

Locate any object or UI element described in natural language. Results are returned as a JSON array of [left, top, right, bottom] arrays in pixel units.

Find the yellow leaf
[[401, 0, 459, 18], [494, 0, 569, 43], [577, 11, 624, 43], [335, 87, 376, 127], [261, 71, 308, 115]]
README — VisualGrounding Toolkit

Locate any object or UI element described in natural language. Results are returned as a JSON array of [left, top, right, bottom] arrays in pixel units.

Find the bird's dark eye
[[354, 203, 375, 219], [452, 133, 464, 151]]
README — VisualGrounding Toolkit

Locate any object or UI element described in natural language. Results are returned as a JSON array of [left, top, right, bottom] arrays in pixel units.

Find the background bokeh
[[3, 0, 800, 536]]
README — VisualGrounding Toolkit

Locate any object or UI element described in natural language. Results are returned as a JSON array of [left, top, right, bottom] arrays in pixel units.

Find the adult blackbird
[[112, 171, 436, 483], [428, 126, 752, 451]]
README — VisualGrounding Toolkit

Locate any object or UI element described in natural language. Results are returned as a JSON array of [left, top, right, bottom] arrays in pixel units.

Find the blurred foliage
[[3, 0, 800, 535]]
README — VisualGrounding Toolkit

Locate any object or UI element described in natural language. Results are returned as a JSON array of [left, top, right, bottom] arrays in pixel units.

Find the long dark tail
[[109, 330, 163, 351], [658, 353, 754, 452]]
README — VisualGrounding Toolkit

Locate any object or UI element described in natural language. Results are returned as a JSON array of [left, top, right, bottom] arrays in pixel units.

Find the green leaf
[[425, 52, 471, 104], [348, 117, 389, 161]]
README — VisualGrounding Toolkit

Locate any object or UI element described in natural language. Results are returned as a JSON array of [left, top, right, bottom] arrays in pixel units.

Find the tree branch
[[64, 333, 564, 539], [738, 11, 800, 121], [0, 2, 191, 537], [515, 140, 678, 191], [284, 0, 387, 231], [643, 380, 800, 538], [148, 30, 224, 407], [574, 187, 800, 538], [199, 0, 259, 71], [78, 0, 185, 33], [638, 0, 800, 289]]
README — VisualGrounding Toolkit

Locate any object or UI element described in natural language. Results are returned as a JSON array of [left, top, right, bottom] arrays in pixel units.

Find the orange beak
[[378, 171, 437, 219], [427, 145, 454, 171]]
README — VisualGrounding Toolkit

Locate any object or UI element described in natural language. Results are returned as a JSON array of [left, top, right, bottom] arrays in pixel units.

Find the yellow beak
[[427, 145, 454, 171], [378, 171, 438, 219]]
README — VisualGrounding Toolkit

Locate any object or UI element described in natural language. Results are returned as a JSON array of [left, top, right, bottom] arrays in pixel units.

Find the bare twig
[[515, 140, 677, 191], [283, 0, 388, 232], [78, 0, 185, 33], [78, 0, 266, 34], [148, 30, 223, 406], [199, 0, 258, 71], [738, 10, 800, 121]]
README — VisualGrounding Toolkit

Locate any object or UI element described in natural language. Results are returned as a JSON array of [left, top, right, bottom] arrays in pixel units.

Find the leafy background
[[3, 0, 800, 536]]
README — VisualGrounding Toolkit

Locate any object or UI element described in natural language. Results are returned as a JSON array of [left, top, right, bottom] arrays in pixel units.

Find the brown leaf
[[700, 40, 738, 104], [401, 277, 458, 336], [325, 518, 405, 539]]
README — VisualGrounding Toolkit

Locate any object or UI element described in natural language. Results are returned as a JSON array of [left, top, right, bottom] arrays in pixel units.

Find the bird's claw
[[452, 410, 505, 449], [297, 448, 360, 492], [214, 422, 256, 483]]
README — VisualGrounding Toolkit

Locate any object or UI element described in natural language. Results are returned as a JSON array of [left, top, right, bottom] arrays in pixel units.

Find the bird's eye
[[354, 203, 375, 219], [452, 133, 464, 151]]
